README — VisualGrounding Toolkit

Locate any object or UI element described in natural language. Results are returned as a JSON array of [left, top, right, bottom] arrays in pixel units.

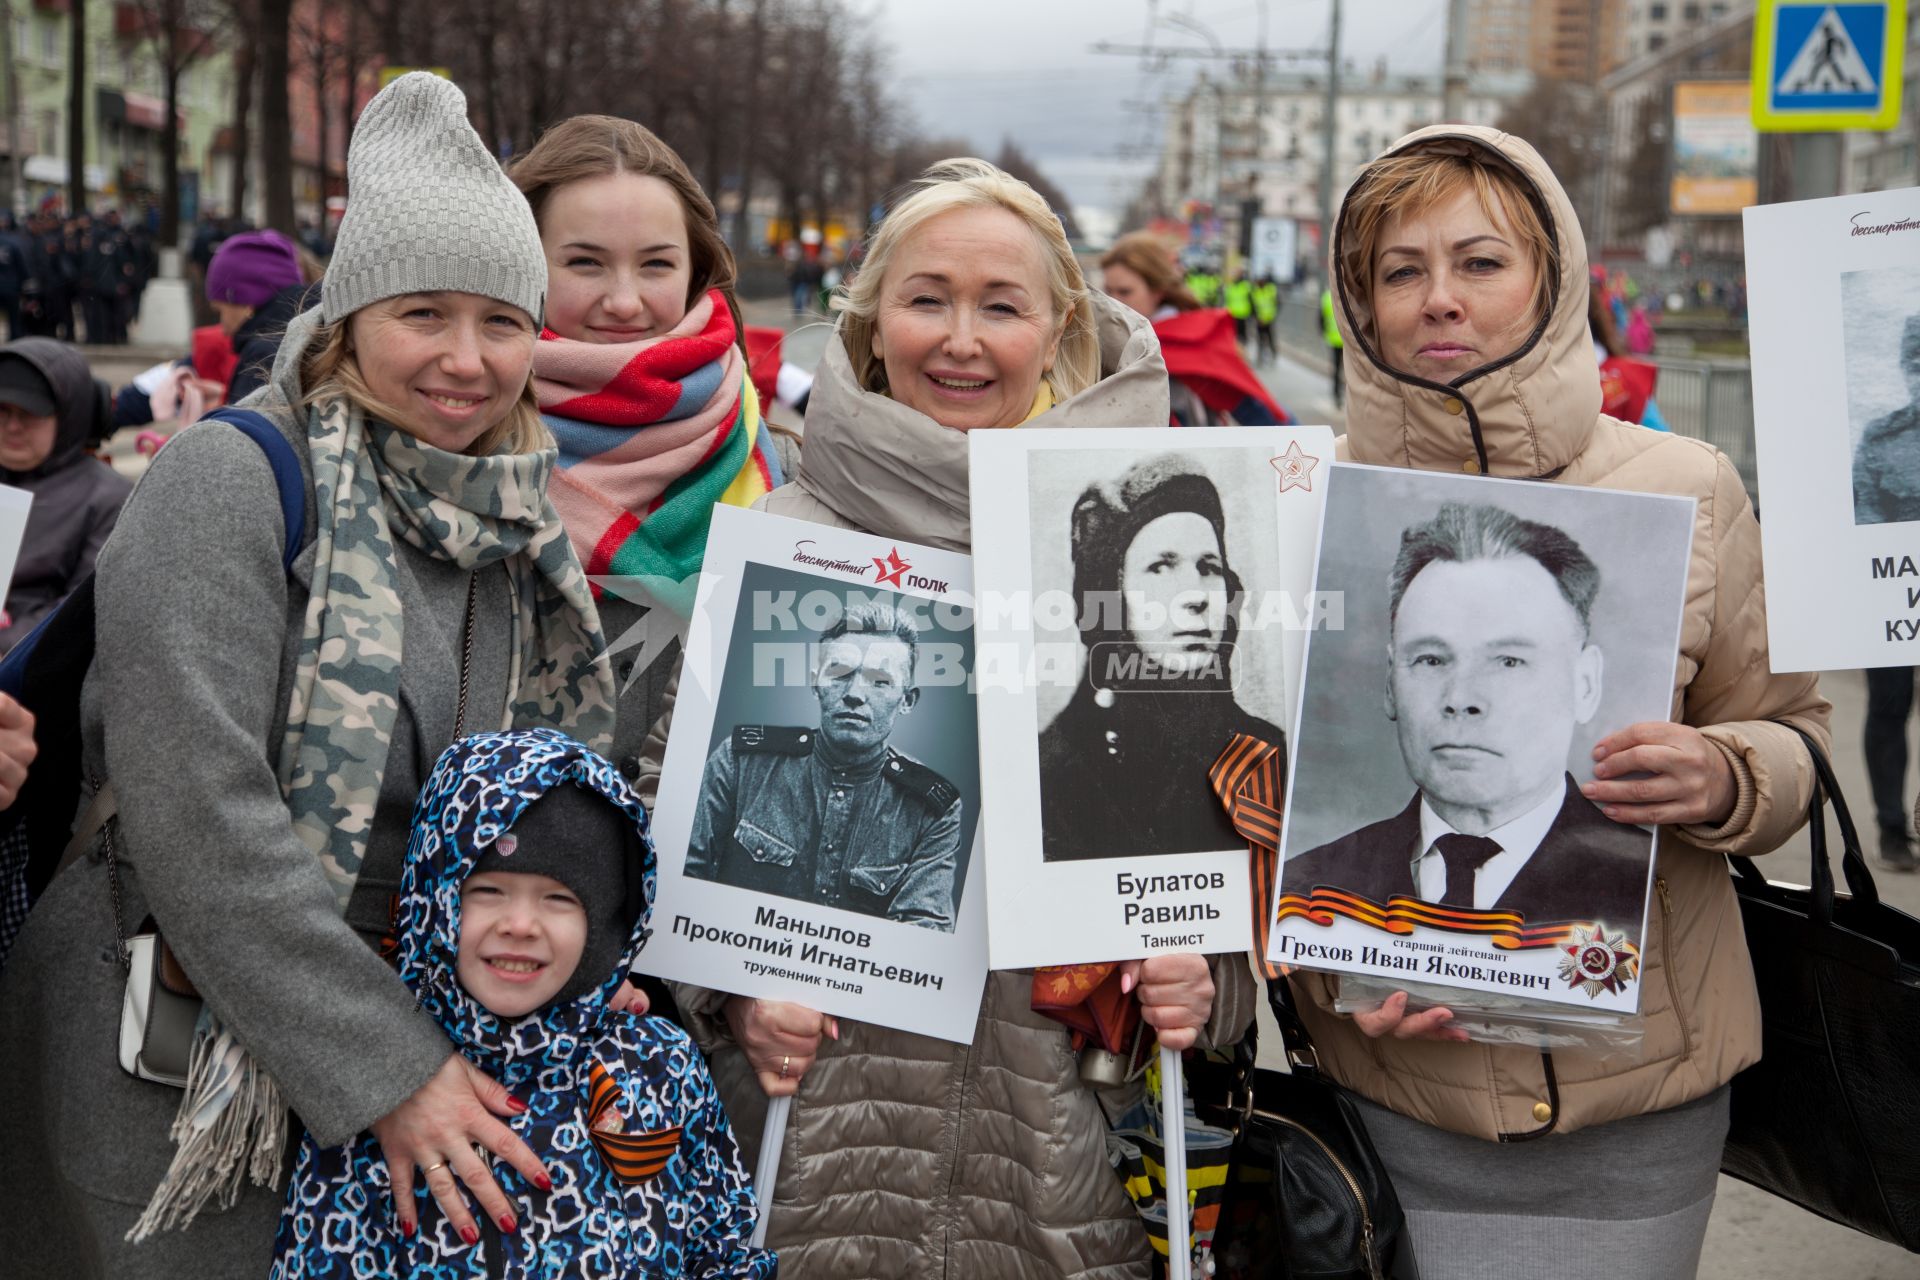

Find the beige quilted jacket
[[1292, 124, 1831, 1141]]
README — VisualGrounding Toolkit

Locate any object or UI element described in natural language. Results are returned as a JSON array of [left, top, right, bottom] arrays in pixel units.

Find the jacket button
[[1462, 458, 1481, 474], [1442, 396, 1464, 415], [619, 756, 641, 780], [1531, 1101, 1552, 1123]]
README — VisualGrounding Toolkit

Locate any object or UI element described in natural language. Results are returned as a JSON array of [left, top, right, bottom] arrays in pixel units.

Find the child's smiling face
[[456, 870, 588, 1017]]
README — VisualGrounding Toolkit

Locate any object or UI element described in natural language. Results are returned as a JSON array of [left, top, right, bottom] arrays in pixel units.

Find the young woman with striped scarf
[[511, 121, 799, 1022]]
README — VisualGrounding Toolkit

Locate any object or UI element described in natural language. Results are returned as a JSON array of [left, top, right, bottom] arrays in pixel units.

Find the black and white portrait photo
[[1028, 448, 1291, 861], [1745, 192, 1920, 672], [1281, 467, 1694, 944], [970, 426, 1333, 969], [1843, 264, 1920, 526], [682, 562, 981, 934]]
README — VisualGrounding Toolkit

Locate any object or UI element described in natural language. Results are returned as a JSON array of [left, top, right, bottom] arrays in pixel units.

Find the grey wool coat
[[0, 308, 520, 1277], [670, 294, 1260, 1279]]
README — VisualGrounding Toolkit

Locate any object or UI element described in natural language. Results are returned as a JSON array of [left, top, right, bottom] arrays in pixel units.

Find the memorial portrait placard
[[1273, 464, 1693, 1014], [1746, 187, 1920, 670], [0, 483, 30, 600], [640, 506, 989, 1042], [970, 426, 1336, 970]]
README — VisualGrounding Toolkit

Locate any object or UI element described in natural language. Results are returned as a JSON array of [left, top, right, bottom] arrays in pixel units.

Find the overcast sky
[[873, 0, 1450, 230]]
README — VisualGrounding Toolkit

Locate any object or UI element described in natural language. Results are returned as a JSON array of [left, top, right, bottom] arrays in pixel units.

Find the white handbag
[[118, 931, 197, 1087]]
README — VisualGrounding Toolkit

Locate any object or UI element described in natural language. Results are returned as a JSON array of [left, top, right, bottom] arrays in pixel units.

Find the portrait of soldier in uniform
[[1034, 452, 1288, 861], [1284, 501, 1650, 932], [1851, 312, 1920, 526], [686, 600, 964, 931]]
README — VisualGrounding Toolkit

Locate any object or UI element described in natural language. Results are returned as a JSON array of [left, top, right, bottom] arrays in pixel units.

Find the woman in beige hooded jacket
[[1299, 126, 1828, 1278]]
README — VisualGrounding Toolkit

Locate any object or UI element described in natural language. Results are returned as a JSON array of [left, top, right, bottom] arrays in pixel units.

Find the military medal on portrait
[[968, 426, 1335, 969], [640, 506, 990, 1042], [1272, 463, 1694, 1019]]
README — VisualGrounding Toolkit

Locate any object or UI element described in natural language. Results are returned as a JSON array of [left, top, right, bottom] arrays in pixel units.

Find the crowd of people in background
[[0, 208, 158, 345]]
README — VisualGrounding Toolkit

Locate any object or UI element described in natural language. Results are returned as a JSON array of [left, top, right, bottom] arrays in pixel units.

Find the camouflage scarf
[[135, 395, 618, 1241], [278, 394, 617, 913]]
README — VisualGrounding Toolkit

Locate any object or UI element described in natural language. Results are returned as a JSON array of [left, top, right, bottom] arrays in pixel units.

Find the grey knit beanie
[[321, 72, 545, 325]]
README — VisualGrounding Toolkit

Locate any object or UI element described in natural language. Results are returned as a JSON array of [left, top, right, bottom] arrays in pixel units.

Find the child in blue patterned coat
[[271, 728, 773, 1279]]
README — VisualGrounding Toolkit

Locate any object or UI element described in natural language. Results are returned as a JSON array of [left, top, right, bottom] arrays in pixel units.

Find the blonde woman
[[0, 73, 615, 1273], [668, 159, 1256, 1279]]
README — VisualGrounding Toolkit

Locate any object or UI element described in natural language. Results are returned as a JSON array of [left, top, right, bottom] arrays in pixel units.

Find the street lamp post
[[1317, 0, 1342, 274]]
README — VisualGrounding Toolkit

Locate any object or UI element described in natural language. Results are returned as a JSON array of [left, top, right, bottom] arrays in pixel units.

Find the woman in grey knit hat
[[0, 72, 616, 1276]]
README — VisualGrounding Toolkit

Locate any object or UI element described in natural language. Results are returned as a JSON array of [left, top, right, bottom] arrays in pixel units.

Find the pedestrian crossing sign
[[1752, 1, 1906, 130]]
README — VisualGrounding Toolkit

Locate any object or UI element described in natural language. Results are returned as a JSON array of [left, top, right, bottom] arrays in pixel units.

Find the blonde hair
[[1099, 231, 1200, 312], [298, 316, 551, 457], [837, 158, 1099, 401], [1337, 146, 1556, 350]]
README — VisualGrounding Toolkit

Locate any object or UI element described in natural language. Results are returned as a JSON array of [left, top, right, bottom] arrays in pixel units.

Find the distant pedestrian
[[0, 216, 25, 340], [1224, 272, 1253, 347], [1321, 284, 1344, 407], [1865, 668, 1920, 870], [0, 338, 128, 654], [1252, 274, 1280, 365], [1099, 231, 1289, 425], [204, 229, 316, 403]]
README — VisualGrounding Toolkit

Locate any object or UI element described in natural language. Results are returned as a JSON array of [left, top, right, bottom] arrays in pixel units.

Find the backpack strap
[[199, 407, 306, 570]]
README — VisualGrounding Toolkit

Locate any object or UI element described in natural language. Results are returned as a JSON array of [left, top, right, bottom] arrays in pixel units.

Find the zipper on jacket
[[1656, 876, 1690, 1050], [939, 1038, 974, 1280], [1264, 1112, 1381, 1279]]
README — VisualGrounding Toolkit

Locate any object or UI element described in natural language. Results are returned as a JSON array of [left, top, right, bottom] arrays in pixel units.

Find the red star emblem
[[873, 547, 911, 587], [1271, 440, 1319, 494]]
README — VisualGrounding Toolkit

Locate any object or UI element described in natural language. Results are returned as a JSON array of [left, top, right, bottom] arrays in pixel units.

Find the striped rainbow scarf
[[535, 290, 784, 615]]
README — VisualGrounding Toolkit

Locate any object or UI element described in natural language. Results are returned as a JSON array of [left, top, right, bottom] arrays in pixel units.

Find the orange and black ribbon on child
[[586, 1061, 682, 1186]]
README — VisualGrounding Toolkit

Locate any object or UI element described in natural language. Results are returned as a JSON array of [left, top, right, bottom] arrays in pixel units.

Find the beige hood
[[791, 290, 1170, 551], [1330, 125, 1603, 478]]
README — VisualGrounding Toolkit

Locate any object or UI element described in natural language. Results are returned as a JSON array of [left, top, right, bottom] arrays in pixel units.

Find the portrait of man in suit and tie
[[1283, 500, 1653, 933]]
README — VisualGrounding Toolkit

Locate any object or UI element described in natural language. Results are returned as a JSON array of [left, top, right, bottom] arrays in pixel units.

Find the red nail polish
[[507, 1094, 530, 1113], [499, 1214, 518, 1234], [534, 1172, 552, 1191], [459, 1225, 479, 1246], [399, 1218, 416, 1238]]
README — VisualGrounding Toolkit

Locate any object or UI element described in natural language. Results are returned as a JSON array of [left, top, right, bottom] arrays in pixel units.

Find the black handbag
[[1195, 976, 1420, 1280], [1720, 724, 1920, 1251]]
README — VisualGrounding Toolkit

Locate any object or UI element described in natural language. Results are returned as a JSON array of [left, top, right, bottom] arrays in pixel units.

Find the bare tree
[[123, 0, 221, 242], [220, 0, 259, 219], [296, 0, 349, 216], [1494, 80, 1601, 239], [66, 0, 84, 214], [259, 0, 295, 232], [315, 0, 917, 273]]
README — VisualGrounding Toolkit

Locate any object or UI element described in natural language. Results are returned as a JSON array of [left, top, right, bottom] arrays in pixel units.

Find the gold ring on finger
[[780, 1054, 791, 1080], [422, 1160, 449, 1174]]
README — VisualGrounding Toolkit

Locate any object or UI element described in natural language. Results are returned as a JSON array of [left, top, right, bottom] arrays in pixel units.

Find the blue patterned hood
[[396, 727, 655, 1067]]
